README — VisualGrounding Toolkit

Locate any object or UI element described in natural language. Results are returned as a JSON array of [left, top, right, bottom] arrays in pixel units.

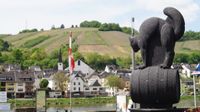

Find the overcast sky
[[0, 0, 200, 34]]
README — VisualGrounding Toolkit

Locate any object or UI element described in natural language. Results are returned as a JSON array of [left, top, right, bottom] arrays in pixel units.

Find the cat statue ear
[[129, 37, 140, 52]]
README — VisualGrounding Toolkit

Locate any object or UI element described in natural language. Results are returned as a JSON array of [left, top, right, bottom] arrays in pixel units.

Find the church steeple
[[58, 49, 63, 71], [58, 49, 62, 63]]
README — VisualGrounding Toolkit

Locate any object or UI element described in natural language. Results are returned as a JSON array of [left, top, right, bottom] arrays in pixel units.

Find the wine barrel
[[130, 66, 180, 108]]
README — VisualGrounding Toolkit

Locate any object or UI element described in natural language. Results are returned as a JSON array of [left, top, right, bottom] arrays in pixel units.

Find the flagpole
[[69, 31, 72, 112], [131, 17, 135, 72]]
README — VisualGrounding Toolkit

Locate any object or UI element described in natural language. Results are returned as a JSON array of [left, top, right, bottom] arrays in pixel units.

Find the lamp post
[[131, 17, 135, 72]]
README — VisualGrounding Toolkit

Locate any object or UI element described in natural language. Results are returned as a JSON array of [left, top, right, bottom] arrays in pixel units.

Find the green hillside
[[2, 28, 200, 57]]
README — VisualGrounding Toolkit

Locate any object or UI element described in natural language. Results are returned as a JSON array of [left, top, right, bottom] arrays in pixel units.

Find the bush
[[99, 23, 121, 31], [39, 79, 49, 88], [19, 29, 38, 33], [80, 20, 101, 28]]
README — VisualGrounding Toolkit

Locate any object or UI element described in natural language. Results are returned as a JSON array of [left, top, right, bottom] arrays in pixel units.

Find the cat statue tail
[[164, 7, 185, 41]]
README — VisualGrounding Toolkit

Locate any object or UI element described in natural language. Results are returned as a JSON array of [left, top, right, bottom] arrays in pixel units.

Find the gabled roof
[[85, 72, 99, 79], [0, 72, 15, 82], [71, 71, 85, 82], [16, 71, 34, 83], [90, 80, 101, 86], [99, 71, 113, 78]]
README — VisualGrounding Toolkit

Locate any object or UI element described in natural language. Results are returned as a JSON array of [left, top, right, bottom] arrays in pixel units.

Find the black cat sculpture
[[130, 7, 185, 69]]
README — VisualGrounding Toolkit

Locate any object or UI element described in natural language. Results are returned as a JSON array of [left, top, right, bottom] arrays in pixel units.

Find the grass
[[8, 97, 116, 108], [2, 28, 200, 57], [8, 96, 200, 109], [78, 31, 106, 45], [22, 35, 50, 48], [175, 40, 200, 53]]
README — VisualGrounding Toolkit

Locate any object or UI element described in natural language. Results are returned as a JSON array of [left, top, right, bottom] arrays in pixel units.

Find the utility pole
[[131, 17, 135, 72]]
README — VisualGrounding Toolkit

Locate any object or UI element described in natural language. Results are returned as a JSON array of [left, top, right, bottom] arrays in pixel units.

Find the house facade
[[0, 71, 35, 98]]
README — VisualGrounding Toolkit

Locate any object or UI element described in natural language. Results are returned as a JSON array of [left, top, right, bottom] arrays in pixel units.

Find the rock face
[[130, 7, 185, 108]]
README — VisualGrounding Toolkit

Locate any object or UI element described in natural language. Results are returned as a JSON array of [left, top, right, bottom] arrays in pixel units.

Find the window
[[78, 60, 81, 66], [79, 87, 80, 91], [18, 89, 23, 91], [18, 83, 23, 86], [74, 82, 76, 85], [74, 87, 76, 90], [93, 88, 97, 90], [100, 88, 103, 90], [85, 87, 89, 90], [0, 88, 5, 91], [78, 82, 80, 85], [7, 83, 14, 86], [0, 82, 6, 86], [7, 88, 14, 91]]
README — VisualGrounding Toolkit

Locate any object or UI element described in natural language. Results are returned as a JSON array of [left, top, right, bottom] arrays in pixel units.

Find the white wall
[[74, 60, 95, 75], [71, 77, 84, 92], [15, 82, 25, 93]]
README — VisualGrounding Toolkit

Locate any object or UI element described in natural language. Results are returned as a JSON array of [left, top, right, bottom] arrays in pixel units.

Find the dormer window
[[78, 60, 81, 66]]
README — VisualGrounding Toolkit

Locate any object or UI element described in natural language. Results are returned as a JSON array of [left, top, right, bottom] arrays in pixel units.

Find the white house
[[104, 65, 117, 74], [86, 72, 101, 86], [68, 71, 85, 96], [181, 64, 192, 77], [66, 60, 95, 76], [84, 80, 105, 96]]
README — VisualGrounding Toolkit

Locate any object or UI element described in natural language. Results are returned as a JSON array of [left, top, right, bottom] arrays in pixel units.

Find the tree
[[116, 57, 131, 69], [80, 20, 101, 28], [11, 49, 23, 64], [60, 24, 65, 29], [106, 75, 125, 95], [51, 25, 56, 30], [30, 48, 47, 61], [174, 53, 189, 63], [53, 72, 69, 92], [99, 23, 121, 31], [40, 79, 49, 88], [0, 39, 9, 51]]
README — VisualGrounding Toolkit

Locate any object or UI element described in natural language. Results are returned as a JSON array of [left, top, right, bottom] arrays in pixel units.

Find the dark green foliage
[[0, 39, 9, 51], [23, 35, 50, 48], [85, 53, 116, 70], [188, 52, 200, 64], [60, 24, 65, 29], [116, 57, 131, 68], [80, 20, 101, 28], [174, 52, 200, 64], [181, 31, 200, 41], [11, 49, 23, 64], [99, 23, 122, 31], [106, 75, 125, 89], [174, 53, 189, 63], [121, 27, 132, 34], [19, 29, 38, 33], [39, 79, 49, 88]]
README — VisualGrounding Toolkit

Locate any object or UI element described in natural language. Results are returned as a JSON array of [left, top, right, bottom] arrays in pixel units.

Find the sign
[[0, 103, 10, 111], [116, 95, 127, 112], [0, 92, 7, 103], [36, 90, 46, 112]]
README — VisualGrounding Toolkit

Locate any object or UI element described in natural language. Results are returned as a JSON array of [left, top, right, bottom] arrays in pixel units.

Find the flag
[[68, 31, 75, 74]]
